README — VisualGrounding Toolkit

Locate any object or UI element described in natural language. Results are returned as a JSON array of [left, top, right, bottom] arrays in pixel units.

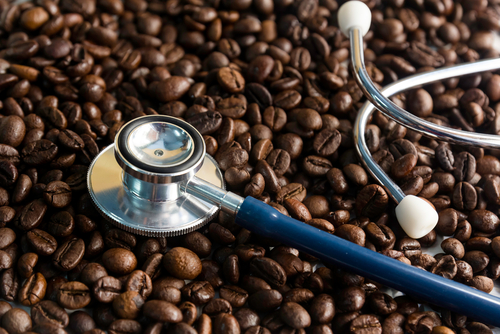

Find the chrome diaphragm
[[87, 115, 225, 236]]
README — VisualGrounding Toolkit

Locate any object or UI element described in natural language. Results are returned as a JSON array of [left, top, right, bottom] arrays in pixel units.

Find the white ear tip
[[395, 195, 438, 239], [337, 1, 372, 37]]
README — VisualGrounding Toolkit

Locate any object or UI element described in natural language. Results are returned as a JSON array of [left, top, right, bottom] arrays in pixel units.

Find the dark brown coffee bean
[[108, 319, 142, 334], [453, 152, 476, 182], [283, 198, 312, 222], [27, 229, 57, 256], [342, 164, 368, 186], [93, 276, 122, 304], [356, 185, 389, 219], [248, 289, 282, 312], [0, 116, 26, 148], [52, 238, 85, 272], [1, 308, 32, 334], [104, 229, 136, 251], [279, 302, 311, 329], [143, 300, 182, 323], [32, 300, 69, 328], [102, 248, 137, 276], [218, 67, 245, 93], [181, 280, 215, 305], [463, 250, 489, 273], [68, 310, 96, 334], [112, 291, 144, 319], [17, 272, 46, 306], [250, 257, 287, 286], [303, 156, 332, 177], [43, 181, 72, 208], [57, 281, 91, 310]]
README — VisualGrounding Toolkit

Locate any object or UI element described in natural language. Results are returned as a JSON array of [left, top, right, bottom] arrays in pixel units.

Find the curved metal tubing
[[351, 27, 500, 202]]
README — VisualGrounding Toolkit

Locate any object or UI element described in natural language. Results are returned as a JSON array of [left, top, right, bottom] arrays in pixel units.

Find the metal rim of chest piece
[[87, 115, 225, 237]]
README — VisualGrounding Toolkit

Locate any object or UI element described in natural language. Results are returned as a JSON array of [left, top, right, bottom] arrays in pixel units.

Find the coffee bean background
[[1, 0, 500, 333]]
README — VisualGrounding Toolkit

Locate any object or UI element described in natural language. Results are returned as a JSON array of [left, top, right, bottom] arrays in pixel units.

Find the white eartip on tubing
[[395, 195, 439, 239], [337, 1, 372, 37]]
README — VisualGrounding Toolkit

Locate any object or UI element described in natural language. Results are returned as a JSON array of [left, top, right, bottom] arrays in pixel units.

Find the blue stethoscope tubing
[[236, 197, 500, 325]]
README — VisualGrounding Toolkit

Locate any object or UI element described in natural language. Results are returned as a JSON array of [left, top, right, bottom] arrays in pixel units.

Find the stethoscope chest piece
[[87, 115, 225, 236]]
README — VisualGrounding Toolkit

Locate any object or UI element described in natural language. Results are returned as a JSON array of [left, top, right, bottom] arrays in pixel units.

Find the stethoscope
[[87, 1, 500, 325]]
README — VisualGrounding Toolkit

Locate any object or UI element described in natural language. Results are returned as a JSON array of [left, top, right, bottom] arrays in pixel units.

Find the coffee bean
[[468, 210, 500, 234], [143, 300, 182, 322], [22, 139, 58, 165], [108, 319, 142, 334], [32, 300, 69, 328], [113, 291, 144, 319], [57, 281, 91, 309], [1, 308, 32, 334], [250, 257, 287, 286], [93, 276, 122, 304], [213, 313, 240, 334], [303, 156, 332, 177], [356, 185, 389, 219], [69, 310, 96, 334], [181, 281, 215, 305], [336, 224, 366, 247], [18, 272, 46, 306], [0, 116, 26, 148], [1, 268, 20, 302], [52, 238, 85, 272], [453, 152, 476, 182], [26, 229, 57, 256]]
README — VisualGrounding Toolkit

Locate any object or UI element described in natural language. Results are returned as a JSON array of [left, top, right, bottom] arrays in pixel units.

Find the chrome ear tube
[[339, 1, 500, 239]]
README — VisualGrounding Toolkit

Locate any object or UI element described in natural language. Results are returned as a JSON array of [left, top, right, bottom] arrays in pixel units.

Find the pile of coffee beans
[[0, 0, 499, 332]]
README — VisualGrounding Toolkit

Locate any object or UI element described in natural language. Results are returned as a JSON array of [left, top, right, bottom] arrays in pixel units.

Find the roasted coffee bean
[[22, 139, 58, 165], [356, 185, 389, 219], [26, 229, 57, 256], [80, 263, 108, 288], [47, 211, 74, 238], [163, 247, 202, 280], [105, 229, 136, 251], [1, 308, 32, 334], [93, 276, 122, 304], [69, 310, 96, 334], [15, 199, 48, 231], [52, 238, 85, 272], [113, 291, 144, 319], [453, 152, 476, 182], [279, 302, 311, 329], [248, 289, 283, 312], [17, 252, 37, 278], [31, 300, 69, 328], [57, 281, 91, 309], [303, 156, 332, 176], [250, 257, 287, 286], [350, 314, 382, 334], [18, 272, 46, 306], [143, 300, 182, 323], [182, 281, 215, 305], [343, 164, 368, 186]]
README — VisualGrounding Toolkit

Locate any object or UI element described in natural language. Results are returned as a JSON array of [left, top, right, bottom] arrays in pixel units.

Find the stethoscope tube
[[236, 197, 500, 326], [183, 179, 500, 325]]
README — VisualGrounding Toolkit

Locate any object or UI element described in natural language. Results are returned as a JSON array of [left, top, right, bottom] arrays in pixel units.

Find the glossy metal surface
[[184, 177, 244, 217], [350, 27, 500, 203], [88, 144, 224, 236], [127, 122, 194, 168], [114, 116, 205, 184]]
